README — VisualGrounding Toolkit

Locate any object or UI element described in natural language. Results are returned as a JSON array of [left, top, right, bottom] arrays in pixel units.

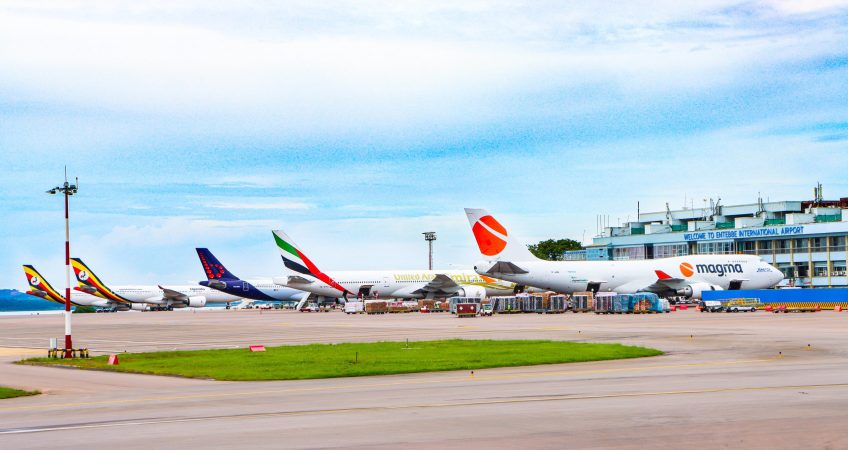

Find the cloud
[[202, 199, 314, 211]]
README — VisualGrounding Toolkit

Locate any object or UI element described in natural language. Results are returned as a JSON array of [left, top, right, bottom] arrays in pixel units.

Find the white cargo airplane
[[71, 258, 242, 309], [270, 229, 519, 303], [23, 265, 144, 311], [464, 208, 784, 299]]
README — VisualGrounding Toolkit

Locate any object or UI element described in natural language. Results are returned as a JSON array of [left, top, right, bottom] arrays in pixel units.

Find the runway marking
[[3, 381, 848, 435], [0, 357, 777, 413]]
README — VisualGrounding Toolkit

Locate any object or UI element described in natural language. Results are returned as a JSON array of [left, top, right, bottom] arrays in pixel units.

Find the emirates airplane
[[270, 229, 519, 303], [464, 208, 784, 299], [71, 258, 242, 309]]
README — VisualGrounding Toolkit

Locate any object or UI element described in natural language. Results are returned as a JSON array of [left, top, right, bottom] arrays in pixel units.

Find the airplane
[[463, 208, 785, 299], [22, 265, 144, 311], [269, 229, 521, 307], [70, 258, 242, 309], [195, 248, 311, 304]]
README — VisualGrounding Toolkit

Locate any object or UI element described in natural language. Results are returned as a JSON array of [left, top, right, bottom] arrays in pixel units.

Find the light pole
[[47, 168, 78, 358], [423, 232, 436, 270]]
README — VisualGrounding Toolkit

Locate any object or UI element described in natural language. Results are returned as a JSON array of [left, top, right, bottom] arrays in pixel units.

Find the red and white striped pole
[[63, 182, 73, 358], [48, 169, 78, 358]]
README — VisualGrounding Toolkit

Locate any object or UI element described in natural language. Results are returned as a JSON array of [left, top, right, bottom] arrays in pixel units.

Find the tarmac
[[0, 308, 846, 449]]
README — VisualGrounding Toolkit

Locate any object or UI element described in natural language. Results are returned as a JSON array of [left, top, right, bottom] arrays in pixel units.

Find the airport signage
[[683, 225, 805, 242]]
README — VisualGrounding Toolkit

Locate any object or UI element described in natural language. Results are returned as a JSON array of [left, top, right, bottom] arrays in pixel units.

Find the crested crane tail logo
[[471, 215, 509, 257]]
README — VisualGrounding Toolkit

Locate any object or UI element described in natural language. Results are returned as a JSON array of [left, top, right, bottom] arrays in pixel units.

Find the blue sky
[[2, 0, 847, 289]]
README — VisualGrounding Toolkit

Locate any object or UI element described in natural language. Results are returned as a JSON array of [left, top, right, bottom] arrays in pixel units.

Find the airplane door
[[586, 282, 602, 294], [728, 280, 743, 290]]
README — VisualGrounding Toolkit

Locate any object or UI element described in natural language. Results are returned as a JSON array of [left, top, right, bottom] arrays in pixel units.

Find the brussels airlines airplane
[[22, 265, 142, 311], [270, 229, 519, 302], [195, 248, 311, 303], [70, 258, 242, 309], [464, 208, 784, 299]]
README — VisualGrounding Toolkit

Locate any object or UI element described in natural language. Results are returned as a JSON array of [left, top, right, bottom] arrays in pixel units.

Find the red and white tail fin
[[464, 208, 538, 261]]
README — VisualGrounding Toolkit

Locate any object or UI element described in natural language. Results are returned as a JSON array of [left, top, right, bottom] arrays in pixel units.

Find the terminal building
[[569, 186, 848, 288]]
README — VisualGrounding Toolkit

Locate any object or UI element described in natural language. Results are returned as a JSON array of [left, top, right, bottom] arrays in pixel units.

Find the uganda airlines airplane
[[464, 208, 784, 299], [70, 258, 242, 309], [270, 229, 519, 303], [195, 248, 311, 303], [22, 265, 143, 311]]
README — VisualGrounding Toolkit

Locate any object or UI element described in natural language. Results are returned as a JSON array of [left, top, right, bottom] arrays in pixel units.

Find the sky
[[1, 0, 847, 289]]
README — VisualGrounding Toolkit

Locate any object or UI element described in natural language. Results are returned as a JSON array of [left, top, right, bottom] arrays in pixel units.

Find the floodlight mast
[[423, 232, 436, 271], [46, 168, 78, 358]]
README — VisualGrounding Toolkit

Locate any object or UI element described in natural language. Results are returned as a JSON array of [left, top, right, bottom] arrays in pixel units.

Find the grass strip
[[23, 339, 662, 381], [0, 386, 40, 400]]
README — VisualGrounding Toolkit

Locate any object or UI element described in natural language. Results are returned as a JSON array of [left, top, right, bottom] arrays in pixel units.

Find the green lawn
[[23, 340, 662, 381], [0, 386, 39, 400]]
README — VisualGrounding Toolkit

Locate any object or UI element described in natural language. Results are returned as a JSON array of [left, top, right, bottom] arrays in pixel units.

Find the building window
[[654, 243, 688, 258], [794, 238, 809, 252], [697, 241, 734, 255], [811, 237, 827, 252], [740, 241, 757, 255], [758, 240, 773, 252], [814, 261, 829, 277], [775, 240, 791, 254], [830, 236, 846, 252], [613, 246, 645, 260], [832, 261, 846, 276], [795, 262, 809, 278]]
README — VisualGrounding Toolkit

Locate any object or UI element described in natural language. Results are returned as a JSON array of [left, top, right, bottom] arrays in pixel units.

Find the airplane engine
[[130, 303, 148, 311], [677, 282, 723, 299], [455, 285, 487, 299], [187, 296, 207, 308], [115, 303, 131, 311]]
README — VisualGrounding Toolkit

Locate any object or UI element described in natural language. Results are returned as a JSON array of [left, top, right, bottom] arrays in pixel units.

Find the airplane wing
[[412, 274, 462, 295], [158, 285, 189, 302]]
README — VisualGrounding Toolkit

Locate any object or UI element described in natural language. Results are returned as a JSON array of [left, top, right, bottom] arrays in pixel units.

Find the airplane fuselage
[[274, 270, 518, 299], [475, 255, 783, 298]]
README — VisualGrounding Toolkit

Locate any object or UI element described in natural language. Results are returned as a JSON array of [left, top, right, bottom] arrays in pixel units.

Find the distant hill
[[0, 289, 63, 312]]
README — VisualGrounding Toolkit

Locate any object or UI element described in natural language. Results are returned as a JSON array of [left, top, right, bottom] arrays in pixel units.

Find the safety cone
[[107, 354, 119, 365], [765, 305, 773, 312], [835, 305, 842, 312]]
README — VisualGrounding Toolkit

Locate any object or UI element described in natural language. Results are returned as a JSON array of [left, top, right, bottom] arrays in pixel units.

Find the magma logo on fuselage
[[681, 261, 743, 278]]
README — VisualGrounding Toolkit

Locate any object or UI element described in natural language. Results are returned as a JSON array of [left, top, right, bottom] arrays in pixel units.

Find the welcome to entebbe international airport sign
[[683, 226, 806, 242]]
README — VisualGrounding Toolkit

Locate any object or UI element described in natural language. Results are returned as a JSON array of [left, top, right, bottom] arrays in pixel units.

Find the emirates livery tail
[[271, 230, 352, 296], [464, 208, 538, 261]]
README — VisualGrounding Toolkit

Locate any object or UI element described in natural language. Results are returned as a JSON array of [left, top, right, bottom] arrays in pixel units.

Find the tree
[[528, 239, 583, 261]]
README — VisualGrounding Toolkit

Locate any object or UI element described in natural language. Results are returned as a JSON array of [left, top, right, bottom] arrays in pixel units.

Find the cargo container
[[365, 301, 388, 314], [456, 303, 479, 317], [448, 296, 482, 314], [631, 293, 661, 313], [594, 294, 614, 314], [659, 298, 672, 313], [613, 294, 632, 313], [344, 301, 364, 314], [546, 294, 567, 313], [572, 291, 595, 312]]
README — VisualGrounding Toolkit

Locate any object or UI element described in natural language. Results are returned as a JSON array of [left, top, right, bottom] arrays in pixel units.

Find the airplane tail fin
[[271, 229, 352, 297], [464, 208, 539, 261], [195, 248, 239, 280], [69, 258, 126, 302], [22, 265, 65, 303]]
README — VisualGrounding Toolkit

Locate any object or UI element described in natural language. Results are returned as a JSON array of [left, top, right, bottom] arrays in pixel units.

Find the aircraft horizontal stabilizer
[[480, 261, 529, 275]]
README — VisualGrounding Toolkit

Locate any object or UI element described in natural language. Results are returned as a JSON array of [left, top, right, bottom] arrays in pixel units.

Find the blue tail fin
[[196, 248, 239, 280]]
